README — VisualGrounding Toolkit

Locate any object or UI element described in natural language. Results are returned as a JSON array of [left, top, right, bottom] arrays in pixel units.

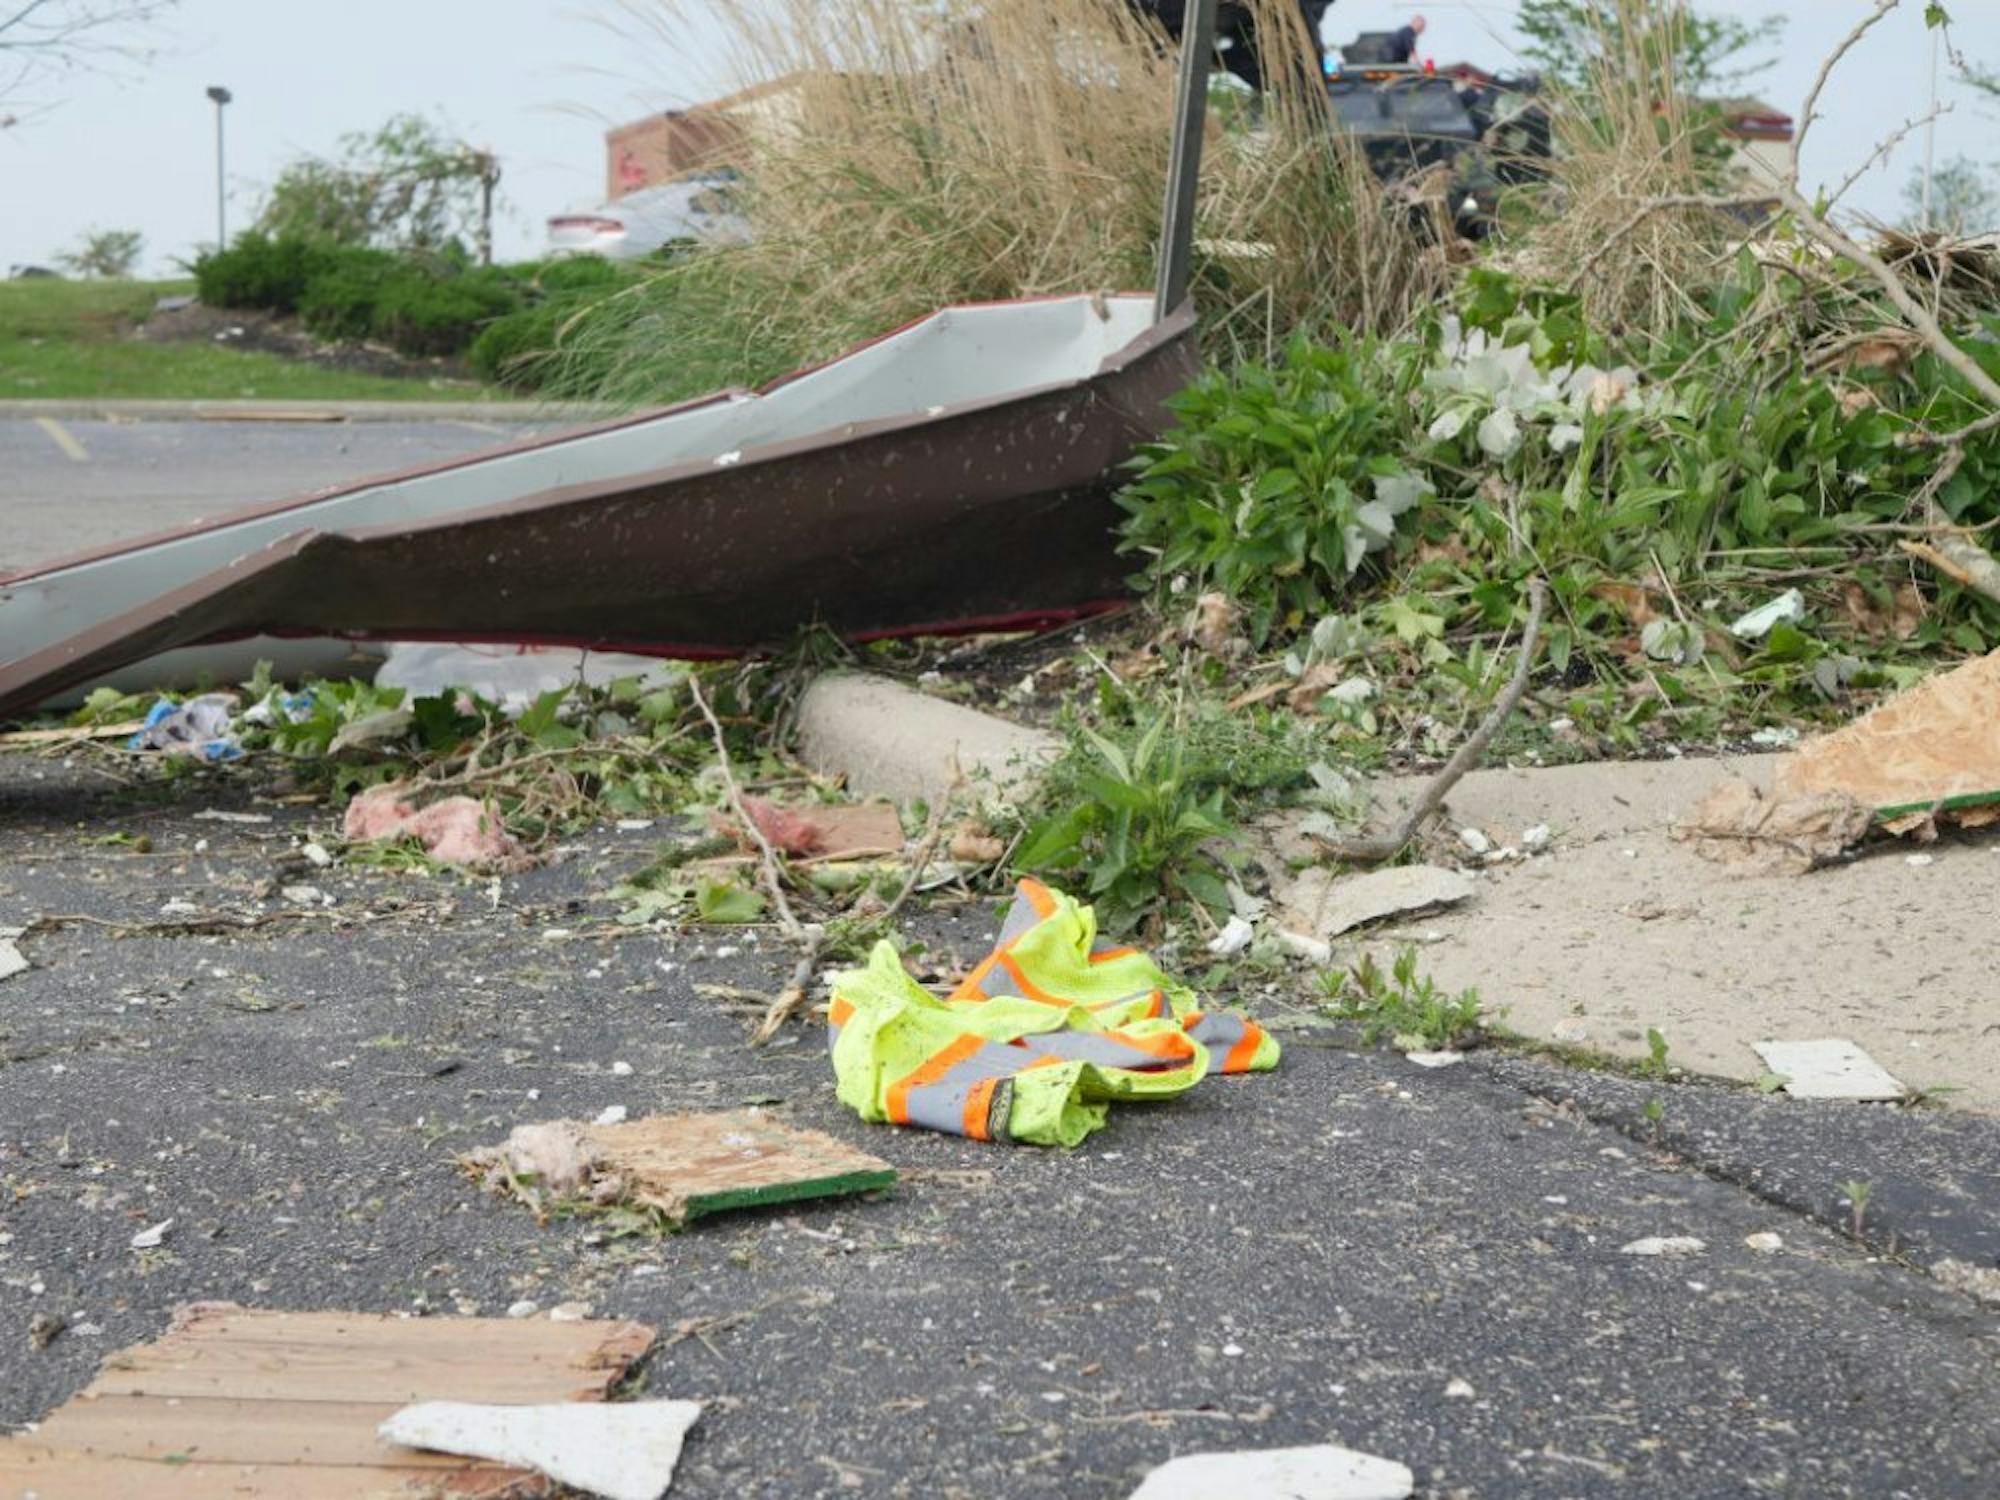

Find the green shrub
[[1116, 337, 1431, 645], [533, 254, 628, 294], [468, 297, 577, 389], [194, 232, 342, 313], [368, 266, 521, 358], [296, 249, 400, 341]]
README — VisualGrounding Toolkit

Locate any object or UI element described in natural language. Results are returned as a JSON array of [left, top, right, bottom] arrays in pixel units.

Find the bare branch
[[1321, 579, 1547, 864], [1792, 0, 1899, 178], [0, 0, 174, 113], [1827, 105, 1953, 210]]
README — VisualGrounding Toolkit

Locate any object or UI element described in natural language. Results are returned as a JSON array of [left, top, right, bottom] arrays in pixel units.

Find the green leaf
[[516, 689, 569, 741], [694, 877, 765, 925], [1926, 3, 1950, 28], [1249, 467, 1301, 502]]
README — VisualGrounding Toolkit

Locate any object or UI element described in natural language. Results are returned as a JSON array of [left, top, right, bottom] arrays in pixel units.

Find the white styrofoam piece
[[1752, 1038, 1905, 1101], [380, 1399, 701, 1500], [1127, 1444, 1415, 1500]]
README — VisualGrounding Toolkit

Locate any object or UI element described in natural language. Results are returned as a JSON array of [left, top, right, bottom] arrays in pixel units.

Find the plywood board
[[584, 1111, 897, 1225], [0, 1303, 655, 1499], [1776, 648, 2000, 817]]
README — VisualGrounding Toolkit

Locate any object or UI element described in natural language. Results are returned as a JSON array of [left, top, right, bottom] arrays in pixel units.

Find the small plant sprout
[[1839, 1180, 1874, 1240]]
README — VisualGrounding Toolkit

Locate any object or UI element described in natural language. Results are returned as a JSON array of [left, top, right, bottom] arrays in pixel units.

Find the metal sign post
[[1154, 0, 1217, 321]]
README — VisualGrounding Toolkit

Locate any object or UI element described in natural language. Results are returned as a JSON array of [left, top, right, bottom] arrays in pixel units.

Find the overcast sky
[[2, 0, 1995, 276]]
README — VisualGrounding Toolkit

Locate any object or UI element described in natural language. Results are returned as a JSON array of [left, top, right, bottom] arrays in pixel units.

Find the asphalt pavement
[[1, 756, 1997, 1498], [0, 416, 561, 574]]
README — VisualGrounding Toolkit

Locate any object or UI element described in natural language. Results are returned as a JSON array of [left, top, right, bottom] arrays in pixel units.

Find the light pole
[[206, 86, 232, 250]]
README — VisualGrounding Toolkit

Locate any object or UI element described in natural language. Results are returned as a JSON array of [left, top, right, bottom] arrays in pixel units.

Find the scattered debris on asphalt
[[1278, 864, 1476, 939], [129, 692, 240, 761], [126, 1219, 171, 1251], [1406, 1050, 1465, 1069], [0, 1302, 656, 1496], [0, 929, 26, 983], [1620, 1236, 1707, 1256], [1751, 1038, 1906, 1102], [1746, 1232, 1786, 1254], [466, 1109, 897, 1230], [0, 718, 144, 749], [1126, 1443, 1415, 1500], [343, 782, 529, 869], [831, 879, 1278, 1146], [1933, 1258, 2000, 1305], [380, 1398, 702, 1500], [27, 1312, 65, 1352]]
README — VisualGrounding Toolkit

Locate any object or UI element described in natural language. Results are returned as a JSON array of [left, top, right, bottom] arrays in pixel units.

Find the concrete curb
[[794, 674, 1058, 805], [0, 398, 618, 424]]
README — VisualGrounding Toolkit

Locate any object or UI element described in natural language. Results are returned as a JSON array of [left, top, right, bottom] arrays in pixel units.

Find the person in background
[[1385, 12, 1426, 63]]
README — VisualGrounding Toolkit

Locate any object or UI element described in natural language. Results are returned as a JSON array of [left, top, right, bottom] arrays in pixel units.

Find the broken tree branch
[[1321, 578, 1547, 863], [688, 676, 824, 1044], [1793, 0, 1898, 167]]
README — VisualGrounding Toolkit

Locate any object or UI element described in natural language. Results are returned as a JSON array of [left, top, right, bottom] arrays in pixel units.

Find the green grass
[[0, 277, 500, 401]]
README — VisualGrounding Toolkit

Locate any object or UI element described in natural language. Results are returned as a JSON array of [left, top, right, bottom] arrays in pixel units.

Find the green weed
[[1320, 948, 1485, 1051]]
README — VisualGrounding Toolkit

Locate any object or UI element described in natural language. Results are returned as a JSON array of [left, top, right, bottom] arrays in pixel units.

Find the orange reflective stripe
[[950, 954, 1000, 1003], [829, 996, 856, 1027], [1223, 1024, 1266, 1074], [1089, 946, 1140, 964], [962, 1077, 999, 1140], [1019, 879, 1058, 918], [1101, 1027, 1197, 1062], [886, 1033, 986, 1124], [995, 949, 1068, 1006]]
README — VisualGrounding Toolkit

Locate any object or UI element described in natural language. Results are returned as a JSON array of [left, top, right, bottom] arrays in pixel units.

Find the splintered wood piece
[[0, 1443, 528, 1499], [36, 1398, 471, 1468], [582, 1111, 897, 1225], [1776, 648, 2000, 819], [0, 1304, 656, 1499], [86, 1305, 653, 1404]]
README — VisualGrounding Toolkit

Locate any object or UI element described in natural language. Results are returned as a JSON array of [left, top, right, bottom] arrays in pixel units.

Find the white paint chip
[[380, 1399, 702, 1500], [1207, 916, 1255, 957], [1744, 1232, 1784, 1254], [1405, 1050, 1465, 1069], [1752, 1038, 1905, 1101], [129, 1219, 173, 1250], [0, 940, 27, 983], [1620, 1236, 1706, 1257], [1127, 1443, 1414, 1500]]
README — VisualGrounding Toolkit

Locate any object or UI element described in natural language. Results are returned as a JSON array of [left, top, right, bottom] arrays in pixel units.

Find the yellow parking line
[[34, 417, 88, 463]]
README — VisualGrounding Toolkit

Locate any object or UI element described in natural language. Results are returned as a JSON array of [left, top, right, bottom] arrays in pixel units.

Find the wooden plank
[[37, 1397, 468, 1467], [0, 1443, 527, 1499], [0, 719, 144, 748], [584, 1111, 897, 1224], [89, 1306, 653, 1404]]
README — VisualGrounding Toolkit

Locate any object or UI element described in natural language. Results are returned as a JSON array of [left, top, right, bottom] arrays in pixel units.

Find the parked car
[[545, 172, 749, 261]]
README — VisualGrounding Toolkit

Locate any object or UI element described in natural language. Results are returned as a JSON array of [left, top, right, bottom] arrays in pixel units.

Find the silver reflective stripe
[[996, 889, 1045, 945], [1018, 1030, 1190, 1071]]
